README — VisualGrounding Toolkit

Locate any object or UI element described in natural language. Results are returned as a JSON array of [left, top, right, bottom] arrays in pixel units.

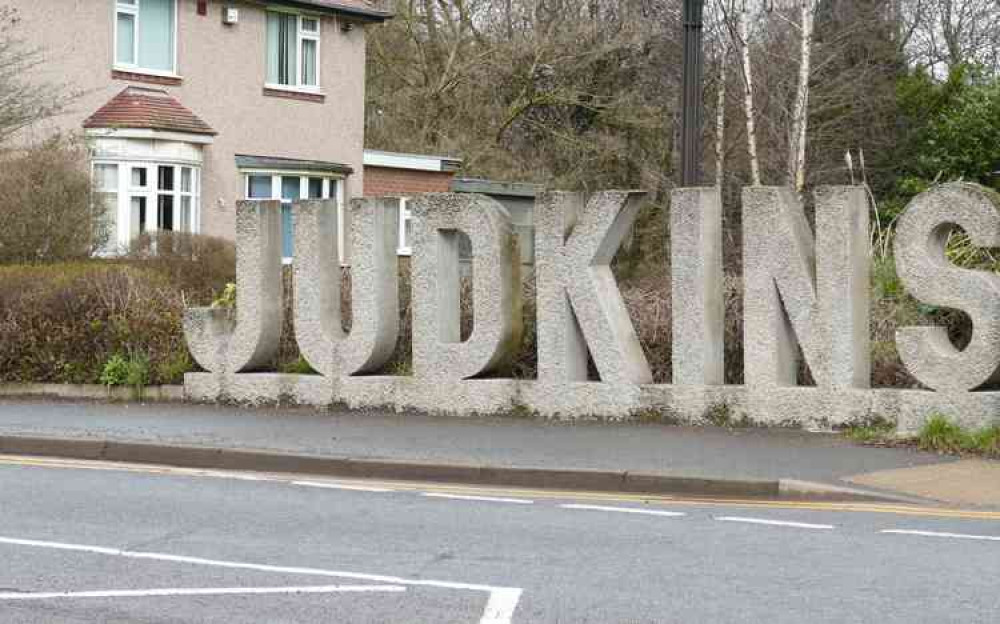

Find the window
[[94, 160, 200, 250], [94, 164, 120, 254], [115, 0, 177, 74], [245, 173, 341, 262], [266, 12, 321, 90], [398, 198, 413, 256]]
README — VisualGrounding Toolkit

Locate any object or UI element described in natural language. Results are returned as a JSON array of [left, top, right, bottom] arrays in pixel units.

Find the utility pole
[[680, 0, 705, 187]]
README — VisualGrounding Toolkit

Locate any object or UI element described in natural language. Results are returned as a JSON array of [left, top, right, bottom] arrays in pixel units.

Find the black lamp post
[[680, 0, 705, 187]]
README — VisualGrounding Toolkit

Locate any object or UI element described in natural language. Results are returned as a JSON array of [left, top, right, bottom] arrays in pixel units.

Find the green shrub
[[0, 135, 107, 263], [99, 354, 129, 387]]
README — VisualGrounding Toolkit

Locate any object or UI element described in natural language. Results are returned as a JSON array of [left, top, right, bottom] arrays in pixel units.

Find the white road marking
[[422, 493, 534, 505], [292, 480, 394, 493], [0, 585, 406, 601], [715, 516, 835, 530], [479, 588, 524, 624], [560, 504, 686, 517], [881, 529, 1000, 542], [0, 536, 522, 624]]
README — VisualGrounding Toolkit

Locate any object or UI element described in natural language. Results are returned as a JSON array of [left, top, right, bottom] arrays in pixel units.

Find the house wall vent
[[223, 7, 239, 24]]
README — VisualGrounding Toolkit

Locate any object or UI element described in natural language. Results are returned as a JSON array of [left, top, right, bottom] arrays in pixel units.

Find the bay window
[[266, 11, 321, 90], [115, 0, 177, 74], [94, 160, 201, 252]]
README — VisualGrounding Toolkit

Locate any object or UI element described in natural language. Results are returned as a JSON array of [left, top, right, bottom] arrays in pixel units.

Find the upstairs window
[[115, 0, 177, 74], [266, 12, 321, 90]]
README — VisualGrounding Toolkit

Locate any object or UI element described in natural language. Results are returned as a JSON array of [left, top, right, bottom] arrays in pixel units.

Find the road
[[1, 456, 998, 623]]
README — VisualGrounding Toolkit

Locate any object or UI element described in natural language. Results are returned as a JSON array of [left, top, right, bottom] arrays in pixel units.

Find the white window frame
[[93, 159, 201, 252], [243, 172, 343, 264], [113, 0, 180, 78], [397, 197, 412, 256], [265, 10, 322, 94]]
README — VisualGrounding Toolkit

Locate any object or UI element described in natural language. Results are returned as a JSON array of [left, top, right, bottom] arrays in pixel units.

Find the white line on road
[[0, 536, 522, 624], [881, 529, 1000, 542], [292, 480, 394, 493], [715, 516, 835, 530], [0, 585, 407, 601], [421, 493, 534, 505], [560, 504, 686, 517]]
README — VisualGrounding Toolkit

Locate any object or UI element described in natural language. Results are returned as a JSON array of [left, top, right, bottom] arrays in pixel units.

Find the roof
[[271, 0, 392, 21], [363, 149, 462, 173], [83, 87, 216, 136], [236, 154, 354, 176], [451, 178, 540, 198]]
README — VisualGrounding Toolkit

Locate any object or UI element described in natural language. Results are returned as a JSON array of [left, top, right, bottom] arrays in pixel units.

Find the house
[[10, 0, 390, 256]]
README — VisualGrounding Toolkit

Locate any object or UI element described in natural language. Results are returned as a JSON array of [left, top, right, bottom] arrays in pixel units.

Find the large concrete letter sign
[[743, 186, 869, 388], [671, 188, 724, 385], [536, 191, 652, 384], [183, 200, 283, 373], [293, 198, 399, 376], [410, 194, 523, 380], [895, 183, 1000, 391]]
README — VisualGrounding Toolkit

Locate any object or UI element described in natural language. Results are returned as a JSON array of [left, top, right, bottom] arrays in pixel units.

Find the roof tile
[[83, 87, 217, 136]]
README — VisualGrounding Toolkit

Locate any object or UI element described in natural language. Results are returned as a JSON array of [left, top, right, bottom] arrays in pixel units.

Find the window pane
[[116, 13, 136, 65], [180, 167, 192, 193], [131, 167, 147, 188], [180, 196, 192, 232], [157, 165, 174, 191], [100, 193, 118, 253], [158, 194, 174, 231], [282, 204, 294, 258], [308, 177, 323, 199], [281, 176, 301, 201], [131, 196, 147, 238], [94, 164, 118, 191], [301, 17, 319, 33], [301, 39, 317, 86], [267, 12, 297, 85], [248, 175, 272, 199], [138, 0, 175, 72]]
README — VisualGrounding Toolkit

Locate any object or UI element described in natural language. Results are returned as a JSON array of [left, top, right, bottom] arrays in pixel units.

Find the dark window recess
[[137, 199, 147, 234], [308, 177, 323, 199], [159, 195, 174, 231], [158, 165, 174, 191]]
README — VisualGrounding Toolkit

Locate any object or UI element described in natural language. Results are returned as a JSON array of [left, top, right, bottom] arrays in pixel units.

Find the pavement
[[1, 458, 999, 623], [0, 398, 995, 506]]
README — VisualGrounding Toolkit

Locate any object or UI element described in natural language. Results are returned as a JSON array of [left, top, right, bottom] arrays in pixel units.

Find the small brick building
[[363, 150, 462, 196]]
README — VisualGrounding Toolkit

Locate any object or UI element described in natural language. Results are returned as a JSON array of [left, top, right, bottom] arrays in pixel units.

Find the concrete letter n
[[671, 187, 724, 385], [742, 187, 869, 388], [183, 200, 284, 373], [895, 183, 1000, 391], [411, 193, 523, 381], [293, 198, 400, 377], [536, 191, 652, 384]]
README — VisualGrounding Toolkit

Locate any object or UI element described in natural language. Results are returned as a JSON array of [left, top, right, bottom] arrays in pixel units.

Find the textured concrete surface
[[0, 399, 953, 485], [410, 193, 523, 380], [671, 187, 724, 385], [535, 191, 652, 384], [895, 182, 1000, 391], [742, 186, 869, 388], [847, 459, 1000, 507], [294, 198, 399, 376], [3, 462, 1000, 623], [183, 200, 284, 373]]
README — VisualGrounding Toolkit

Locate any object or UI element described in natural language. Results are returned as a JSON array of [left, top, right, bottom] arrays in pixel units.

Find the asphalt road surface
[[1, 456, 998, 623]]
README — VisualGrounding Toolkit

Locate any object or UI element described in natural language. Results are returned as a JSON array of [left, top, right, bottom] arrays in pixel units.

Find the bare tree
[[0, 7, 74, 144]]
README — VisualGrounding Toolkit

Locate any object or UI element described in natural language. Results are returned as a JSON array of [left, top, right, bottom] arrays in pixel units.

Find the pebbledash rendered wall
[[183, 183, 1000, 434]]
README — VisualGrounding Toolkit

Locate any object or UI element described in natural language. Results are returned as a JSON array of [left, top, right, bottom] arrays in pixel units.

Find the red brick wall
[[363, 166, 456, 196]]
